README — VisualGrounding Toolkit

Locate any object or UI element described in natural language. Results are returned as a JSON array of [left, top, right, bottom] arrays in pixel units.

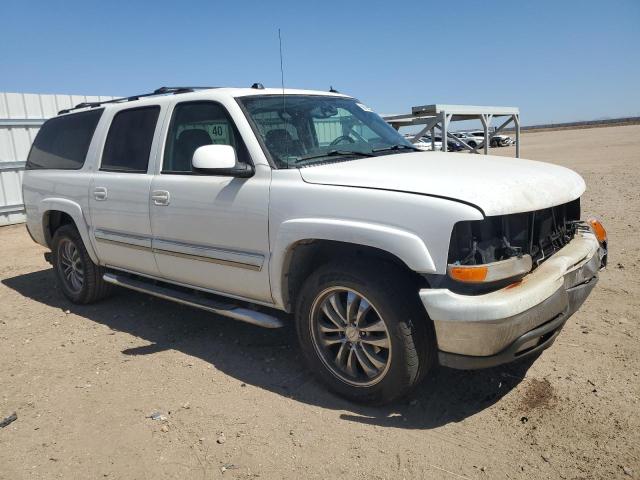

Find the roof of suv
[[57, 87, 350, 116], [223, 87, 348, 97]]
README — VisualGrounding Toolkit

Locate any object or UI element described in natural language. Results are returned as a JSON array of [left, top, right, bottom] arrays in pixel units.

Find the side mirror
[[192, 144, 254, 178]]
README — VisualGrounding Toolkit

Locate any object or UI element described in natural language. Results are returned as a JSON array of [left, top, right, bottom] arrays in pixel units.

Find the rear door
[[88, 105, 162, 275], [148, 99, 272, 303]]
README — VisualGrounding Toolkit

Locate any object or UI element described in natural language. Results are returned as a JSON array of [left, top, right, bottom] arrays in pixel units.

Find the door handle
[[151, 190, 170, 206], [93, 187, 108, 201]]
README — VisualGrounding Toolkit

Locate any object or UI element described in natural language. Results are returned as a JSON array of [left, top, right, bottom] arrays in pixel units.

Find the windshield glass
[[239, 95, 414, 168]]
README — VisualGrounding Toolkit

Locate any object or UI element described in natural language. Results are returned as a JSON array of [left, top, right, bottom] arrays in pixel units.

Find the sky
[[1, 0, 639, 126]]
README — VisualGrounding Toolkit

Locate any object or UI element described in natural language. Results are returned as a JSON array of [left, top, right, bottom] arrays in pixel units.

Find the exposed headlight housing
[[447, 199, 581, 284]]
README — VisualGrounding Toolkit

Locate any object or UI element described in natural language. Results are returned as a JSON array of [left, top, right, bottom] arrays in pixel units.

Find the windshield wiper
[[372, 144, 420, 153], [295, 149, 376, 164]]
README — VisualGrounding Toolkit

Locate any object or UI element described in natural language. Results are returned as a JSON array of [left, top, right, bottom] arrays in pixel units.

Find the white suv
[[22, 86, 607, 404], [467, 130, 514, 147]]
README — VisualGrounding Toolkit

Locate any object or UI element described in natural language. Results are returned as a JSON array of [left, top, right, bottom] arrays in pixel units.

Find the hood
[[298, 152, 585, 216]]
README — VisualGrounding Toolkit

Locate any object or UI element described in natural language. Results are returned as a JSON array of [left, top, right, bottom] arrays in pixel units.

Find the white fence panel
[[0, 92, 114, 226]]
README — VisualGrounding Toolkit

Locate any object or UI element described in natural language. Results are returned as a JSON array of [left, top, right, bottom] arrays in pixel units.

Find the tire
[[468, 141, 477, 148], [295, 261, 435, 404], [51, 224, 112, 304]]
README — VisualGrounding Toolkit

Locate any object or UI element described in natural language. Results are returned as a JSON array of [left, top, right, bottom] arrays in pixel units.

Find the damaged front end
[[432, 198, 607, 293], [420, 197, 608, 367]]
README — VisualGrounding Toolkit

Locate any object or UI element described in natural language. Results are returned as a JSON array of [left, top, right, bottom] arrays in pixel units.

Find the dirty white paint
[[0, 92, 114, 226]]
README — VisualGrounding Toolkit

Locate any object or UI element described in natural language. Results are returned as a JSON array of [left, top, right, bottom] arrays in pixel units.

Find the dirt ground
[[1, 125, 639, 479]]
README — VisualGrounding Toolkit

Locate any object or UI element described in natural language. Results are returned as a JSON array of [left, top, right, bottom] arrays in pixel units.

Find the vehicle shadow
[[3, 268, 536, 430]]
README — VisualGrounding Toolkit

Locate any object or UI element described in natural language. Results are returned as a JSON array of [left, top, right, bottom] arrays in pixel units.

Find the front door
[[149, 100, 272, 303], [88, 105, 162, 276]]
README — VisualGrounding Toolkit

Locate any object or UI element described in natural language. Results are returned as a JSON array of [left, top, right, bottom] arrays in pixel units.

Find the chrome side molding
[[94, 229, 264, 271], [94, 229, 152, 250], [153, 238, 263, 271], [102, 272, 284, 329]]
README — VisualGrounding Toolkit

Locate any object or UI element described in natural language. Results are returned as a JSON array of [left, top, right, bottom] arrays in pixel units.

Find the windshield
[[238, 95, 415, 168]]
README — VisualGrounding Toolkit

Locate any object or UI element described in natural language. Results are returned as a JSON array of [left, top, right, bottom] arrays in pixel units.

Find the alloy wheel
[[309, 287, 392, 387], [58, 238, 84, 293]]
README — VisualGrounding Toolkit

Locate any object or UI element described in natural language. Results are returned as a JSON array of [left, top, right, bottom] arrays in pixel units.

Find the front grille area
[[448, 198, 581, 268]]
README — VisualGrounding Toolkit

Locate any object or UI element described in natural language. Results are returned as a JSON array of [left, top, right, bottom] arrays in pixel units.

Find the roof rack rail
[[153, 86, 216, 95], [58, 86, 217, 115]]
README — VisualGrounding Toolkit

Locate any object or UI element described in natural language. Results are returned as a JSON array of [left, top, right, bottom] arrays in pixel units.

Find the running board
[[102, 272, 284, 329]]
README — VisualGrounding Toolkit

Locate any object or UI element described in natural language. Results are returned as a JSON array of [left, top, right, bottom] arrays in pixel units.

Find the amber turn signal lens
[[588, 218, 607, 244], [448, 265, 489, 283]]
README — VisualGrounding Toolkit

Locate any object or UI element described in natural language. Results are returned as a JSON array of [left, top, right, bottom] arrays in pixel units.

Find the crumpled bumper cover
[[420, 230, 605, 368]]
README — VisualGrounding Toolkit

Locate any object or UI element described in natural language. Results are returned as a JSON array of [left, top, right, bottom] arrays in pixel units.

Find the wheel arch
[[271, 218, 436, 310], [273, 232, 432, 312], [41, 198, 99, 263]]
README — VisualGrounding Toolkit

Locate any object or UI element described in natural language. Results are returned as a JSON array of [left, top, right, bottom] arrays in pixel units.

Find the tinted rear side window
[[26, 109, 103, 170], [101, 106, 160, 173]]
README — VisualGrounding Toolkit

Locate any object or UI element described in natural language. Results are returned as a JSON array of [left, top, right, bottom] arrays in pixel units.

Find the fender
[[40, 197, 100, 264], [269, 217, 436, 309]]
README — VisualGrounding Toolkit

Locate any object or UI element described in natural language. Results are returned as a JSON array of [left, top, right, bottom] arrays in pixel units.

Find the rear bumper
[[420, 230, 605, 369]]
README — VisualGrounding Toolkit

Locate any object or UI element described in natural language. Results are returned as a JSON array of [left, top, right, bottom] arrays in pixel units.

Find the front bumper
[[420, 230, 605, 369]]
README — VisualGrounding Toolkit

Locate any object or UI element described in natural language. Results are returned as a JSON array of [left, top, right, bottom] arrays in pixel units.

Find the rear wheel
[[295, 262, 434, 404], [51, 224, 111, 304]]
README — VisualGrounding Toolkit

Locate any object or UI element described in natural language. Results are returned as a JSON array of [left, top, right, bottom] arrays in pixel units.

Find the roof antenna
[[278, 28, 285, 97], [278, 28, 290, 166]]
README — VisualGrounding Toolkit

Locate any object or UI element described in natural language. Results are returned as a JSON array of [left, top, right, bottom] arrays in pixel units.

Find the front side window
[[163, 101, 249, 173], [26, 109, 103, 170], [239, 95, 415, 168], [101, 106, 160, 173]]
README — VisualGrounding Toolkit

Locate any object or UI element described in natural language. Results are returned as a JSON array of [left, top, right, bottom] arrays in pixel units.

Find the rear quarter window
[[26, 109, 104, 170]]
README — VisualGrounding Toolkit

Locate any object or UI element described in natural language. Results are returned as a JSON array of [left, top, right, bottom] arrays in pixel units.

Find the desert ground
[[1, 125, 639, 479]]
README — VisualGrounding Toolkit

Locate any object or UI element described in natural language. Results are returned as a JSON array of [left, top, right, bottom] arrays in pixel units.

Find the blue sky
[[2, 0, 639, 125]]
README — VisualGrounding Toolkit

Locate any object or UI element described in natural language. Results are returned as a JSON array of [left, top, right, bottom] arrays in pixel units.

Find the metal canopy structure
[[384, 104, 521, 157]]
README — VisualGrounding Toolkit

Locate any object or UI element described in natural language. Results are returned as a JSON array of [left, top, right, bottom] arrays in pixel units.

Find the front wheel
[[295, 262, 434, 404]]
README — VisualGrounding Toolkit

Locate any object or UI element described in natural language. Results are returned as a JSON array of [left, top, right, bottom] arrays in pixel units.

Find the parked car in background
[[403, 133, 439, 151], [451, 131, 484, 149], [424, 136, 464, 152], [467, 130, 514, 147], [403, 134, 462, 152], [22, 86, 607, 404]]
